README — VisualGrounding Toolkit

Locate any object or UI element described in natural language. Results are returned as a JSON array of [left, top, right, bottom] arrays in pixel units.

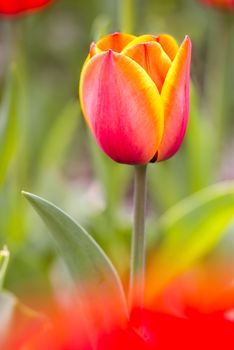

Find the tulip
[[199, 0, 234, 10], [14, 294, 234, 350], [0, 0, 54, 16], [79, 32, 192, 165]]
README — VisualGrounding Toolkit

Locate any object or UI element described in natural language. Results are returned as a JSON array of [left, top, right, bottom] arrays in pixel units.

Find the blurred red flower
[[0, 0, 54, 16], [20, 304, 234, 349], [16, 271, 234, 350], [199, 0, 234, 10]]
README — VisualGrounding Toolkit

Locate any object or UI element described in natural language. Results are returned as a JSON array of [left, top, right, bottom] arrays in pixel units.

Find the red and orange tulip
[[199, 0, 234, 9], [0, 0, 54, 16], [11, 284, 234, 349], [79, 32, 192, 165]]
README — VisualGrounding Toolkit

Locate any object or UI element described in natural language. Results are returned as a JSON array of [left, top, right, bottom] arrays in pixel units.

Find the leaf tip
[[0, 245, 9, 258], [21, 191, 41, 209], [21, 190, 34, 201]]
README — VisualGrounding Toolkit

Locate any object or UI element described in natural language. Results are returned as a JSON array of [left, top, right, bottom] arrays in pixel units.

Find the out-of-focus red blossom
[[9, 263, 234, 349], [2, 255, 231, 350], [143, 263, 234, 349], [131, 307, 234, 350], [16, 277, 234, 350], [145, 261, 234, 314], [199, 0, 234, 10], [0, 0, 54, 16], [0, 299, 45, 350], [19, 305, 234, 350]]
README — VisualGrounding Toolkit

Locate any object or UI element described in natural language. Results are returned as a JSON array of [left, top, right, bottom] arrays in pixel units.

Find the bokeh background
[[0, 0, 234, 305]]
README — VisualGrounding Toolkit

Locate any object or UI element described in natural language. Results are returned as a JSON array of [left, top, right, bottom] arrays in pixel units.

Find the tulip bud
[[199, 0, 234, 10], [79, 33, 192, 165], [0, 0, 54, 16]]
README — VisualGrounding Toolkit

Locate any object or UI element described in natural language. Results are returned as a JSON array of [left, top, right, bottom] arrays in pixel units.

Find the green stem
[[203, 12, 233, 144], [119, 0, 134, 33], [129, 165, 147, 310], [0, 246, 10, 290]]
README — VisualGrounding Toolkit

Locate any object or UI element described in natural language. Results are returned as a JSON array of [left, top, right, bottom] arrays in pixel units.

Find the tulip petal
[[122, 35, 157, 51], [156, 34, 179, 61], [79, 50, 164, 165], [89, 42, 102, 58], [157, 36, 192, 161], [123, 41, 171, 92], [95, 32, 136, 53]]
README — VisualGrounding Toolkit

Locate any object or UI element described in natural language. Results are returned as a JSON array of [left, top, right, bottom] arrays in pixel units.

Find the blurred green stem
[[0, 246, 10, 289], [129, 165, 147, 310], [119, 0, 134, 33], [204, 13, 233, 144]]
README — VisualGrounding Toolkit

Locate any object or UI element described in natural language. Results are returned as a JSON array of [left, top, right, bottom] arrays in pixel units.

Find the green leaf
[[146, 182, 234, 296], [22, 191, 128, 319], [0, 64, 19, 187]]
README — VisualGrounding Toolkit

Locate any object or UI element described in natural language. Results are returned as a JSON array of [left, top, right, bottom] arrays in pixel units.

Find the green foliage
[[0, 246, 44, 348], [0, 0, 233, 311], [0, 65, 20, 187], [89, 135, 131, 213], [185, 86, 216, 192], [147, 182, 234, 294], [22, 191, 128, 317], [38, 100, 79, 171]]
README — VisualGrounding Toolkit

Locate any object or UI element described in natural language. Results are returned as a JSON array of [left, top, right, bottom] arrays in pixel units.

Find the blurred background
[[0, 0, 234, 304]]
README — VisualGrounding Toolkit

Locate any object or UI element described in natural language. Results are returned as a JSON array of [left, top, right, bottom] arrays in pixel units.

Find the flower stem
[[129, 165, 147, 310], [0, 246, 10, 290]]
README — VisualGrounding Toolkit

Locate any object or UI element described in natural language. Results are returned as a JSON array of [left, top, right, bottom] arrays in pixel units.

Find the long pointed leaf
[[22, 191, 128, 317]]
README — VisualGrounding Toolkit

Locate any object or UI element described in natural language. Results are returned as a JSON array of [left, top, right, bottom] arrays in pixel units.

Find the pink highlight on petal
[[89, 42, 96, 58]]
